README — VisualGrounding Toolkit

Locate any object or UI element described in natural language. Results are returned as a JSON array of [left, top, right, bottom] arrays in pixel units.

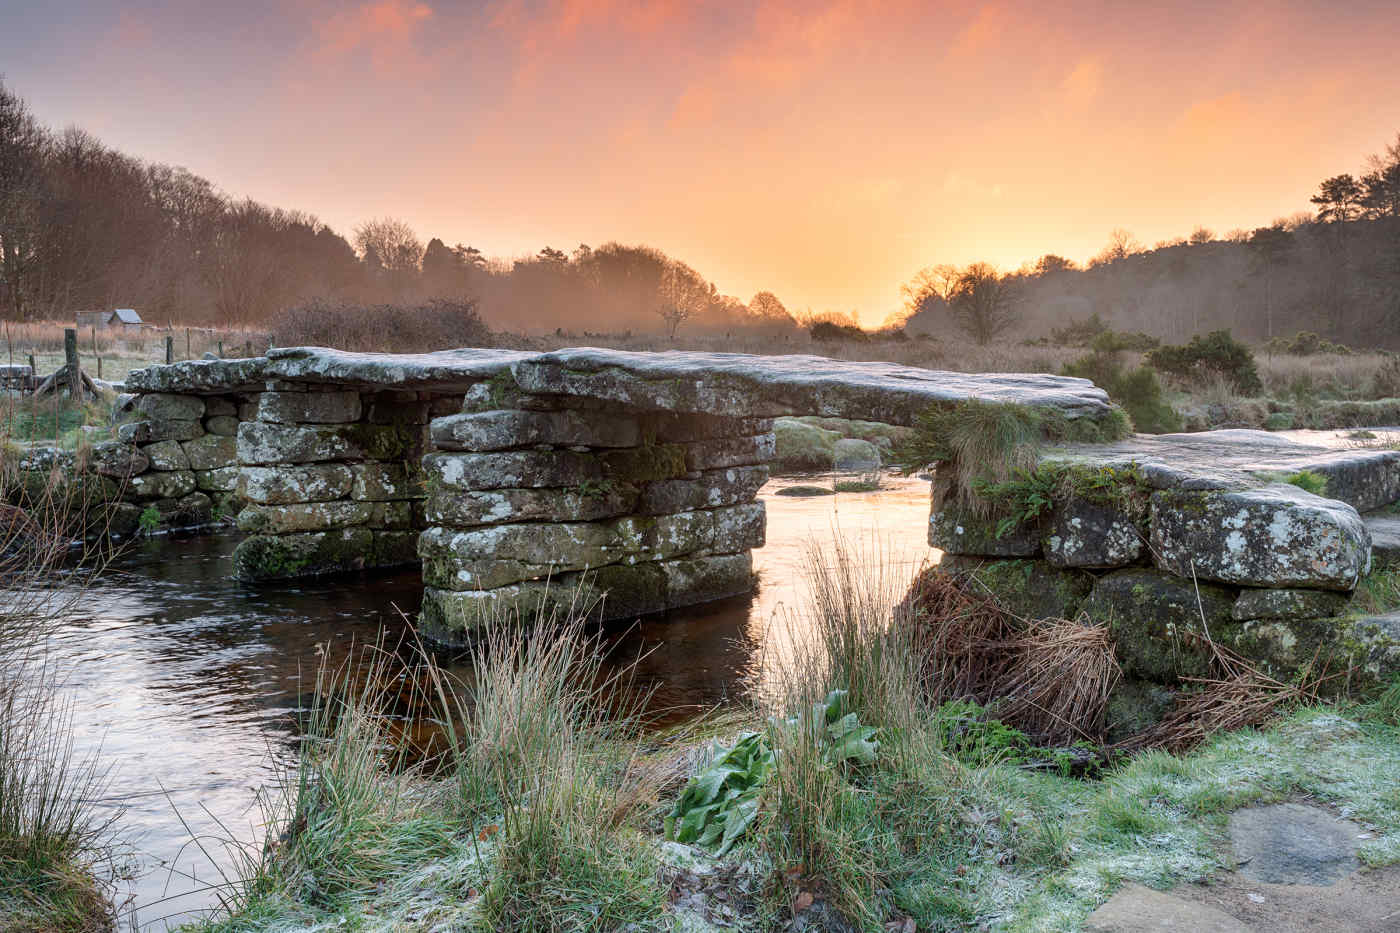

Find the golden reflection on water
[[30, 472, 935, 928]]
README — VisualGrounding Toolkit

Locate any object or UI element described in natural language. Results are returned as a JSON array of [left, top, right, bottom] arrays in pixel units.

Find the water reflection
[[31, 474, 933, 929]]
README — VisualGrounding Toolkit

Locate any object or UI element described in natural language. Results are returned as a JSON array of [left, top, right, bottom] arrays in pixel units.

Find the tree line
[[900, 134, 1400, 348], [0, 80, 799, 336]]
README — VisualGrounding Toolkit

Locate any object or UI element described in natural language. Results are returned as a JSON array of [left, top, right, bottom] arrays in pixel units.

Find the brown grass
[[902, 568, 1121, 745]]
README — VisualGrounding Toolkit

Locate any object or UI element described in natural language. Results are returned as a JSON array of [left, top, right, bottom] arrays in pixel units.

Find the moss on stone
[[601, 442, 688, 484], [1081, 569, 1238, 682], [233, 528, 375, 581], [937, 556, 1091, 620]]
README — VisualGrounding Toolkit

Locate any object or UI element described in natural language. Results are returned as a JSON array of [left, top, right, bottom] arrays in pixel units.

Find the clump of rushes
[[894, 399, 1130, 513], [427, 603, 665, 932]]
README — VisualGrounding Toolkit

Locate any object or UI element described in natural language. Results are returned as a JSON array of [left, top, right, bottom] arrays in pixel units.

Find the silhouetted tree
[[1311, 174, 1362, 224], [948, 262, 1019, 345]]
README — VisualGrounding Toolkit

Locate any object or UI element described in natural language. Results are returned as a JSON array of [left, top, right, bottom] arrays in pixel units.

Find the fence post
[[97, 357, 102, 380], [217, 340, 223, 358], [165, 335, 174, 364], [186, 328, 191, 359], [64, 328, 80, 401]]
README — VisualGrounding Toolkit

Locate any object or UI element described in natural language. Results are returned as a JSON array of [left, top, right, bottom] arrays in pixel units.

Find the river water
[[38, 475, 934, 930]]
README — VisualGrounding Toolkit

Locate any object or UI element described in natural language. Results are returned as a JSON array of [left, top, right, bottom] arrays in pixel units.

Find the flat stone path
[[125, 346, 1114, 425], [1043, 429, 1400, 512], [1088, 803, 1400, 932]]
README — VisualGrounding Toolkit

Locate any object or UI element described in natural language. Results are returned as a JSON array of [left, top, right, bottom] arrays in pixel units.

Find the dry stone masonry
[[930, 429, 1400, 686], [116, 345, 1118, 643]]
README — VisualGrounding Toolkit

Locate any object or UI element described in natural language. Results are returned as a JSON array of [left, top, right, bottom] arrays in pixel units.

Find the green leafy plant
[[933, 700, 1032, 766], [666, 732, 773, 856], [666, 690, 878, 856], [137, 505, 161, 534]]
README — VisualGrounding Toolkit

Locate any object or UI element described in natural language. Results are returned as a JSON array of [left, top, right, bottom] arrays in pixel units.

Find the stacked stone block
[[417, 397, 770, 641], [929, 452, 1400, 686], [230, 386, 448, 580], [101, 391, 244, 534]]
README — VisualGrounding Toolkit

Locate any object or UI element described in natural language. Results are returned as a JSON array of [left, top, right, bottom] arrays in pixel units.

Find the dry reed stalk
[[902, 567, 1022, 703], [1112, 634, 1335, 755], [994, 617, 1122, 745]]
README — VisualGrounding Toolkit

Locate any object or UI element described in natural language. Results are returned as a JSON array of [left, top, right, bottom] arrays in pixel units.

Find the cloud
[[314, 0, 433, 60]]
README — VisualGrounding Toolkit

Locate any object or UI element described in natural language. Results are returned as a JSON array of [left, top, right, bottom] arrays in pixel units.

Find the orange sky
[[7, 0, 1400, 323]]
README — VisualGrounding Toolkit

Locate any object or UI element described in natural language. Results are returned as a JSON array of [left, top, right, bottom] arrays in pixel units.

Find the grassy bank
[[183, 542, 1400, 933], [0, 451, 119, 932]]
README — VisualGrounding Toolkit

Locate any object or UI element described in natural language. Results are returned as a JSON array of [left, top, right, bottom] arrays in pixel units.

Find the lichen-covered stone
[[255, 390, 363, 424], [424, 450, 606, 491], [135, 392, 205, 421], [182, 434, 237, 471], [142, 440, 190, 471], [1367, 515, 1400, 572], [709, 502, 765, 554], [1081, 568, 1237, 681], [426, 484, 636, 527], [125, 469, 197, 501], [1045, 499, 1144, 569], [431, 409, 641, 451], [660, 553, 755, 610], [684, 434, 776, 471], [141, 491, 214, 527], [367, 500, 415, 530], [1041, 430, 1400, 512], [1232, 587, 1351, 621], [350, 462, 419, 501], [929, 505, 1041, 557], [935, 556, 1092, 621], [832, 438, 881, 472], [204, 415, 240, 436], [417, 552, 755, 642], [1104, 680, 1177, 744], [87, 441, 149, 479], [204, 397, 237, 417], [1150, 484, 1370, 591], [194, 466, 241, 493], [237, 422, 414, 465], [237, 501, 374, 534], [107, 502, 143, 536], [363, 397, 431, 425], [238, 464, 354, 504], [419, 504, 762, 590], [117, 419, 203, 444], [233, 528, 376, 580], [645, 413, 775, 442], [636, 466, 769, 516], [372, 530, 421, 567]]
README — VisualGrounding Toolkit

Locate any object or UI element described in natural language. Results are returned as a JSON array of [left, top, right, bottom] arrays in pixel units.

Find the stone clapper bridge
[[119, 346, 1400, 680]]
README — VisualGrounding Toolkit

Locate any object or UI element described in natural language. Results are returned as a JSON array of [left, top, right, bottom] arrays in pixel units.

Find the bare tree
[[1091, 228, 1143, 266], [655, 260, 709, 339], [0, 81, 45, 319], [354, 217, 422, 273], [949, 262, 1019, 345]]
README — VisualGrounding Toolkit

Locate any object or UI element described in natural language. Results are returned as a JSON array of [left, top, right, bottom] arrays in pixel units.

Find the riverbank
[[182, 546, 1400, 933]]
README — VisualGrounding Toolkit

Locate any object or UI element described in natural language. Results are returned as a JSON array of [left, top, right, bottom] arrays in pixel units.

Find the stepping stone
[[1229, 803, 1363, 886], [1085, 883, 1250, 932]]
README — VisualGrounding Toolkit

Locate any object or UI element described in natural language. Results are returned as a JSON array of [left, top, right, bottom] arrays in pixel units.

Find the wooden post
[[165, 335, 174, 364], [217, 340, 223, 358], [64, 328, 80, 401], [185, 328, 191, 359], [244, 340, 252, 357], [27, 353, 36, 374], [91, 325, 97, 354], [97, 356, 102, 380]]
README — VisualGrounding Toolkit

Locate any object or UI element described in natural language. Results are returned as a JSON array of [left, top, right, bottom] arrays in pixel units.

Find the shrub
[[809, 320, 869, 342], [1371, 354, 1400, 399], [1262, 331, 1353, 356], [1062, 351, 1181, 434], [273, 298, 492, 353], [1089, 330, 1160, 353], [1146, 330, 1262, 395], [1050, 313, 1110, 348]]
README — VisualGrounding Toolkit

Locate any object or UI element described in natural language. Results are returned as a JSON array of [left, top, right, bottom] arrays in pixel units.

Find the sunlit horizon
[[6, 0, 1400, 325]]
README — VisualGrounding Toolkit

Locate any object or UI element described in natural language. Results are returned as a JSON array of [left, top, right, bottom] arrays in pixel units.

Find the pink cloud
[[314, 0, 434, 59]]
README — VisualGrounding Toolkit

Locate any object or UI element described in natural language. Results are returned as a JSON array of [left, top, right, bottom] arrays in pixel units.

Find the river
[[37, 474, 934, 929]]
